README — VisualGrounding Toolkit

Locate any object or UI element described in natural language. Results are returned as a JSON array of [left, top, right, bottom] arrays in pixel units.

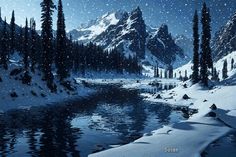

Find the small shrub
[[10, 92, 18, 98], [10, 68, 23, 76], [61, 81, 75, 91], [22, 72, 32, 85], [31, 90, 37, 97], [41, 93, 46, 97]]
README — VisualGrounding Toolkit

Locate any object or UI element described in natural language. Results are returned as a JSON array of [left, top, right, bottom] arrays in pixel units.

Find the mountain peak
[[130, 6, 143, 19], [212, 11, 236, 61]]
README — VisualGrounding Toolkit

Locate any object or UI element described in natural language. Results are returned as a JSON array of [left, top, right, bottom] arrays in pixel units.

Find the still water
[[0, 84, 186, 157], [202, 131, 236, 157]]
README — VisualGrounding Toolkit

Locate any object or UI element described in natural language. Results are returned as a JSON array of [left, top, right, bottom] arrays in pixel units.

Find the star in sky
[[0, 0, 235, 37]]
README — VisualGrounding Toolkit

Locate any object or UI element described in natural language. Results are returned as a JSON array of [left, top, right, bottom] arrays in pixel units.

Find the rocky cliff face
[[147, 24, 184, 65], [69, 7, 185, 67], [212, 12, 236, 61]]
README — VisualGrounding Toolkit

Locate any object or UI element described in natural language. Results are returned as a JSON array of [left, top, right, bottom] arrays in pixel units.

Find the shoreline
[[89, 80, 236, 157]]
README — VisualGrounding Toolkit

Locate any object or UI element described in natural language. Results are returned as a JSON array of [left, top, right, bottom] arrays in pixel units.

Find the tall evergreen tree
[[211, 67, 219, 81], [0, 17, 9, 70], [56, 0, 68, 81], [30, 18, 37, 72], [231, 58, 234, 70], [168, 65, 173, 78], [200, 2, 210, 86], [40, 0, 56, 91], [10, 10, 15, 53], [222, 60, 228, 79], [23, 18, 29, 71], [192, 10, 199, 84], [18, 26, 24, 53], [205, 8, 213, 69]]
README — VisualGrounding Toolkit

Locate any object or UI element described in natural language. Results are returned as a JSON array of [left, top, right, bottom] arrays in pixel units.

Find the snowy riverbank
[[0, 64, 96, 113], [89, 80, 236, 157]]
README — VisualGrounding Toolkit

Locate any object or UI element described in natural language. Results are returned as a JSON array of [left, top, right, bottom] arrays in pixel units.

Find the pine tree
[[0, 17, 9, 70], [222, 60, 228, 79], [168, 65, 173, 78], [231, 58, 234, 70], [206, 8, 213, 70], [192, 10, 199, 84], [30, 18, 37, 72], [156, 67, 159, 77], [10, 10, 15, 54], [18, 26, 24, 53], [184, 70, 188, 81], [212, 67, 219, 81], [41, 0, 56, 91], [56, 0, 68, 81], [164, 69, 168, 78], [200, 2, 210, 86], [23, 18, 29, 71]]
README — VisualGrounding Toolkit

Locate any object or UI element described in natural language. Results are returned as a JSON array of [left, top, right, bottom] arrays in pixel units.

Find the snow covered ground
[[174, 51, 236, 79], [0, 55, 96, 112], [89, 52, 236, 157], [89, 80, 236, 157]]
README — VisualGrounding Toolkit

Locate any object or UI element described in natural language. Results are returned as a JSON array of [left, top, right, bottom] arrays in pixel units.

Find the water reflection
[[141, 82, 176, 94], [0, 85, 184, 157], [202, 131, 236, 157]]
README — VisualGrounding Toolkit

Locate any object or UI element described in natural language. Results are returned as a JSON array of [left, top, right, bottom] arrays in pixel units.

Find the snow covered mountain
[[212, 11, 236, 61], [68, 7, 187, 68], [69, 10, 128, 43]]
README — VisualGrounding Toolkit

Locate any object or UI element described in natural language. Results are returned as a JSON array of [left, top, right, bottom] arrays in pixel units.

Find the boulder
[[156, 94, 162, 99], [183, 94, 190, 100], [210, 104, 217, 110]]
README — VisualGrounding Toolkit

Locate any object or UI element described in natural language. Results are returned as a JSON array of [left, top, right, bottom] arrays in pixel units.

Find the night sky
[[0, 0, 235, 37]]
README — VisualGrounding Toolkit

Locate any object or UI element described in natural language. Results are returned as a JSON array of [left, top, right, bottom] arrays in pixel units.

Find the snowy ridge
[[69, 8, 189, 67], [70, 10, 126, 42], [212, 11, 236, 61], [0, 53, 95, 112], [174, 51, 236, 80]]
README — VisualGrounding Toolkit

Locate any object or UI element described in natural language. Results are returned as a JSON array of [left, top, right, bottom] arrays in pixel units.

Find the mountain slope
[[212, 12, 236, 61], [69, 7, 186, 67]]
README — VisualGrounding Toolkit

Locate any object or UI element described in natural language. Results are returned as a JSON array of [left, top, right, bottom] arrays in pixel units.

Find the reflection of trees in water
[[89, 88, 148, 143], [0, 106, 82, 157], [0, 122, 9, 157], [147, 104, 171, 125], [38, 108, 81, 157], [0, 85, 177, 157]]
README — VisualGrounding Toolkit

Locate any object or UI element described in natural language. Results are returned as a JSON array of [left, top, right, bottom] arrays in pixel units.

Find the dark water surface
[[202, 131, 236, 157], [0, 84, 186, 157]]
